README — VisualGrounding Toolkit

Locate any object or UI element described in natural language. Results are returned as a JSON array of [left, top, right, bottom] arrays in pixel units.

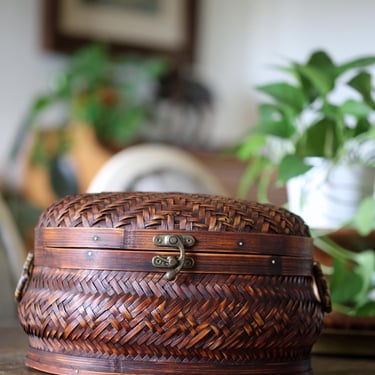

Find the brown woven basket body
[[17, 192, 330, 375]]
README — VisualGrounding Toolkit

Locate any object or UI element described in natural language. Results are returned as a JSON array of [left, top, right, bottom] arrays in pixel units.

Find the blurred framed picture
[[42, 0, 198, 64]]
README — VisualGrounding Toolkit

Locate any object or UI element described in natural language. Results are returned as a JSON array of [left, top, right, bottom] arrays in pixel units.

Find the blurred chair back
[[87, 144, 228, 196]]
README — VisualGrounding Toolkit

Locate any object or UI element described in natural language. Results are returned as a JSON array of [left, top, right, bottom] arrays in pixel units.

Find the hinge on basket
[[152, 234, 195, 281]]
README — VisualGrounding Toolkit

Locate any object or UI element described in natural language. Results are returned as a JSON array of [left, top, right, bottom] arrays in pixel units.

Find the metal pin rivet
[[93, 235, 100, 241], [88, 251, 93, 257], [271, 259, 276, 265], [169, 236, 178, 245], [238, 241, 245, 247]]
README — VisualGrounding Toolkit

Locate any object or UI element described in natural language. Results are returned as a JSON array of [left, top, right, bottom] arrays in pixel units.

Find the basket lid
[[37, 192, 309, 235], [34, 192, 313, 278]]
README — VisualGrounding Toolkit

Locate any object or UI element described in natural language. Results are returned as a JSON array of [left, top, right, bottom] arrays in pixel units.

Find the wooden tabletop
[[1, 324, 374, 375]]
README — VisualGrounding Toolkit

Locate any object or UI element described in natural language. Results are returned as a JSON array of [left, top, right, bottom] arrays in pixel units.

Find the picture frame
[[42, 0, 198, 65]]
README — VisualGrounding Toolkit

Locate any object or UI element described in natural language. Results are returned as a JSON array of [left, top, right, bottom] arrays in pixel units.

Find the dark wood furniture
[[1, 325, 374, 374]]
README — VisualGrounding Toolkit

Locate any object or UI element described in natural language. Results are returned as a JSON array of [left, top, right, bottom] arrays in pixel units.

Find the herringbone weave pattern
[[19, 268, 322, 362]]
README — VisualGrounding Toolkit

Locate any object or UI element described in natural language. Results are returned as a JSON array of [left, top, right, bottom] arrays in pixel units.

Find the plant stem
[[313, 234, 359, 262]]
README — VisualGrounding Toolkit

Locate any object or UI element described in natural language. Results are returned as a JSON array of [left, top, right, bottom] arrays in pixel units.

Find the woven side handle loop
[[312, 261, 332, 313], [152, 234, 195, 281], [15, 251, 34, 302]]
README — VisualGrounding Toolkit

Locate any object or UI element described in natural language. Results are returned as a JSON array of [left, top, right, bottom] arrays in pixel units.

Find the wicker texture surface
[[18, 192, 325, 375], [37, 192, 310, 235]]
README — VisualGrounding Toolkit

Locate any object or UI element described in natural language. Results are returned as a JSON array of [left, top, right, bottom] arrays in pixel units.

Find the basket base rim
[[25, 347, 312, 375]]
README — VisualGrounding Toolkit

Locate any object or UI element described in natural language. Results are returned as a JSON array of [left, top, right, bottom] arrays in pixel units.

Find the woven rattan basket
[[16, 192, 331, 375]]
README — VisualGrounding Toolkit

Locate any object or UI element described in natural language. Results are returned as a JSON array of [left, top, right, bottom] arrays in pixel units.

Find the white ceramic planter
[[287, 160, 375, 229]]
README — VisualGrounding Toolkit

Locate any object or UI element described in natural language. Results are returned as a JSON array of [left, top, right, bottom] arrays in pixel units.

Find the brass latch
[[152, 234, 195, 281]]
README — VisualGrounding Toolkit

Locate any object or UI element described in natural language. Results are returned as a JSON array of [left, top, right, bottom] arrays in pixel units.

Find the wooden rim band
[[26, 347, 313, 375], [33, 247, 313, 276], [35, 227, 313, 258]]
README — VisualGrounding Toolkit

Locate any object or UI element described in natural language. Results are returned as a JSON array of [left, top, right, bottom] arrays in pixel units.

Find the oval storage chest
[[16, 192, 331, 375]]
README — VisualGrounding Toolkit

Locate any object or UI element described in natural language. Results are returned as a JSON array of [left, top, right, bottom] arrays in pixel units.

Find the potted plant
[[27, 44, 168, 149], [234, 50, 375, 318], [12, 44, 168, 203]]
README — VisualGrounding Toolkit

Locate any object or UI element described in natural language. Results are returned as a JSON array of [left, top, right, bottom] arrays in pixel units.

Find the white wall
[[197, 0, 375, 146], [1, 0, 375, 183], [0, 0, 65, 185]]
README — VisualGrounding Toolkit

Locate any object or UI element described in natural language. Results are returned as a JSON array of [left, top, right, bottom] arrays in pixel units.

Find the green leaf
[[70, 44, 111, 90], [237, 157, 268, 198], [354, 301, 375, 316], [321, 102, 342, 120], [352, 118, 371, 137], [256, 104, 297, 138], [336, 56, 375, 75], [274, 50, 334, 80], [348, 71, 375, 108], [307, 50, 335, 70], [340, 99, 371, 118], [318, 232, 375, 314], [110, 107, 146, 143], [31, 95, 53, 114], [348, 71, 372, 95], [30, 135, 49, 166], [257, 163, 275, 203], [295, 64, 334, 97], [368, 126, 375, 140], [236, 134, 266, 161], [28, 94, 59, 124], [53, 71, 75, 98], [84, 96, 104, 124], [353, 250, 375, 304], [257, 82, 306, 111], [330, 257, 363, 305], [352, 197, 375, 236], [277, 154, 312, 184], [293, 50, 335, 101], [255, 119, 296, 139], [295, 118, 341, 158], [258, 103, 280, 122]]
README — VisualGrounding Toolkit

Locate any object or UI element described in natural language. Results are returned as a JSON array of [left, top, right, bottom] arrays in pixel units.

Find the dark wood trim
[[35, 227, 313, 257]]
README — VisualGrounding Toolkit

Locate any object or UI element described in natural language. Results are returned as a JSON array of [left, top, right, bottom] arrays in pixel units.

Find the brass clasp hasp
[[152, 234, 195, 281]]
